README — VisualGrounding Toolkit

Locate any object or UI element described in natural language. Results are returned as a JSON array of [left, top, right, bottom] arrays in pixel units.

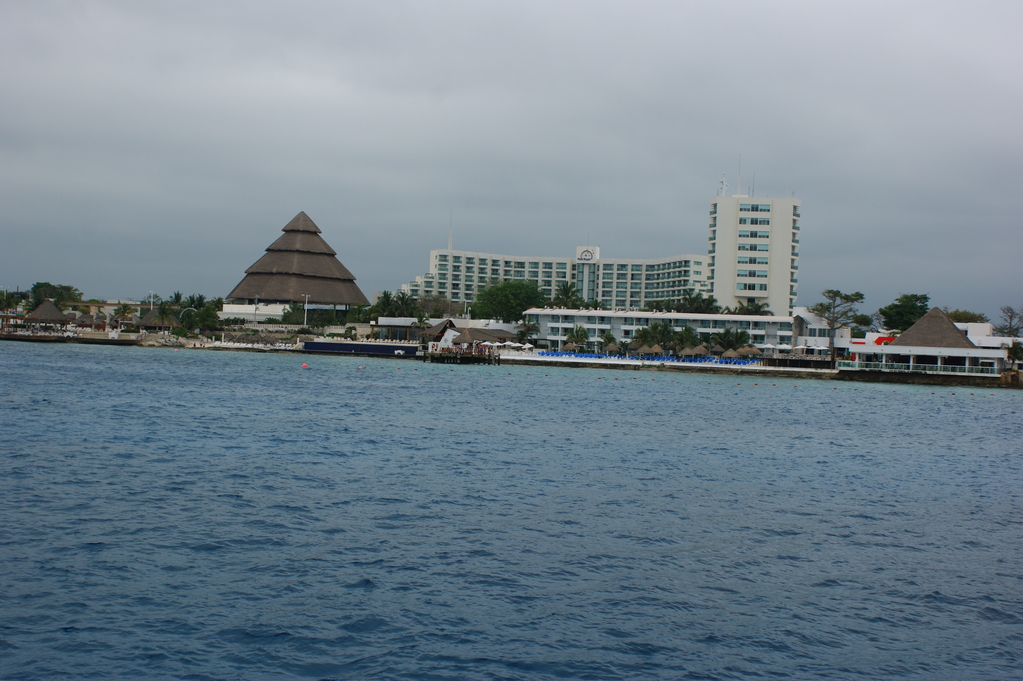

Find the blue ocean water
[[1, 342, 1021, 681]]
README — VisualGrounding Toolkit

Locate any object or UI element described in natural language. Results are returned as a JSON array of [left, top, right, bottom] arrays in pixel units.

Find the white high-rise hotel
[[708, 193, 801, 314], [399, 186, 801, 314]]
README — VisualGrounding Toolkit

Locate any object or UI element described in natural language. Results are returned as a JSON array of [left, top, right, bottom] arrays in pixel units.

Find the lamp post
[[302, 294, 310, 327], [149, 291, 154, 311]]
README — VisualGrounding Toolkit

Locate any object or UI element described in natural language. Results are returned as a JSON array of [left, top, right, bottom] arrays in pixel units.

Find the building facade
[[707, 194, 801, 314], [399, 246, 710, 310], [524, 307, 796, 352]]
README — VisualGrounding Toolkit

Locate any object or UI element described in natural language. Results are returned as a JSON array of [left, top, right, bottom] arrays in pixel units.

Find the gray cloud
[[1, 0, 1020, 317]]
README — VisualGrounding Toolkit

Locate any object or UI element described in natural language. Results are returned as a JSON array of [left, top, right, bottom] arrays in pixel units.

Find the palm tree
[[168, 291, 184, 308], [393, 291, 419, 317], [113, 303, 135, 327], [516, 320, 540, 344], [632, 327, 655, 347], [673, 325, 701, 352], [154, 300, 178, 331], [709, 327, 750, 351], [676, 290, 721, 314], [553, 282, 584, 309], [734, 300, 772, 316], [565, 325, 590, 348], [185, 293, 207, 310], [373, 291, 396, 318], [599, 330, 617, 347]]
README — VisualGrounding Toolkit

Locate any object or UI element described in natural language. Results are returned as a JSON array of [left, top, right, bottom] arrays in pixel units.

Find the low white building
[[836, 308, 1010, 375], [524, 307, 794, 352]]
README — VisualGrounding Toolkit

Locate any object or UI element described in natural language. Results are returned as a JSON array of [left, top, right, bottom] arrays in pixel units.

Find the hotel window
[[543, 262, 553, 270], [438, 282, 447, 290], [438, 273, 447, 281], [504, 269, 512, 277], [452, 274, 461, 282], [739, 204, 771, 212], [514, 270, 525, 278], [437, 254, 448, 262], [529, 262, 539, 269], [466, 275, 474, 282], [478, 258, 488, 266], [618, 264, 628, 271], [556, 272, 567, 279], [437, 264, 448, 271], [631, 265, 642, 271], [465, 266, 475, 273], [466, 257, 475, 264], [491, 268, 500, 275], [452, 265, 461, 272], [556, 262, 567, 270], [542, 280, 552, 287], [603, 272, 613, 280], [738, 244, 769, 252], [453, 256, 462, 263]]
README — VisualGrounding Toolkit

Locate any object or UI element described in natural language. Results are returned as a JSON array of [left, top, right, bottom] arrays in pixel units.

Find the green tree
[[393, 291, 420, 317], [675, 290, 721, 314], [372, 291, 396, 319], [154, 301, 178, 329], [417, 295, 456, 319], [994, 305, 1022, 338], [877, 293, 930, 332], [709, 327, 750, 351], [552, 282, 584, 309], [565, 325, 590, 348], [30, 282, 82, 312], [807, 290, 872, 361], [599, 330, 618, 348], [346, 304, 371, 323], [112, 303, 136, 326], [940, 307, 989, 324], [733, 300, 773, 316], [168, 291, 184, 307], [1006, 341, 1023, 370], [671, 325, 701, 353], [516, 320, 540, 344], [185, 293, 207, 310], [474, 280, 548, 323]]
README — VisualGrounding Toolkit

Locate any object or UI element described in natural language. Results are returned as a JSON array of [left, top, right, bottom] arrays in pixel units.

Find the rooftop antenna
[[735, 154, 742, 197], [448, 209, 453, 252], [719, 174, 727, 196], [751, 172, 755, 198]]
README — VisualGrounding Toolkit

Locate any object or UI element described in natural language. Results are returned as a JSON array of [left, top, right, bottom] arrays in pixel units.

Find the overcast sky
[[2, 1, 1020, 317]]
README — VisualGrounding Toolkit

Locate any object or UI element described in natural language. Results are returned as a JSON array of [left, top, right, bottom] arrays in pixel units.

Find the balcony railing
[[836, 361, 998, 375]]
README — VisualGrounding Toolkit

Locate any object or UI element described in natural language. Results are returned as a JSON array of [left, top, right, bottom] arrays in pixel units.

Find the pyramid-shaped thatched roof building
[[889, 308, 975, 348], [227, 212, 370, 307]]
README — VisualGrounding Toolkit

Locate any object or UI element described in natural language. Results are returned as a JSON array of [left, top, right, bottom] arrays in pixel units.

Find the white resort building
[[397, 183, 799, 313], [399, 246, 711, 310]]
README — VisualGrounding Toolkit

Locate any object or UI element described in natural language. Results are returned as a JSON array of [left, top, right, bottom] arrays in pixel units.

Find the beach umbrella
[[744, 345, 762, 355], [722, 349, 741, 358], [638, 344, 652, 355], [605, 342, 619, 353], [562, 342, 577, 351], [691, 345, 709, 356], [776, 343, 792, 350], [711, 344, 726, 354], [523, 344, 534, 349], [650, 343, 664, 355]]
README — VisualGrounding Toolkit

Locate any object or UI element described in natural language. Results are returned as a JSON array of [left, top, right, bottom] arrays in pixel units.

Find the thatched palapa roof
[[25, 300, 68, 323], [228, 212, 370, 307], [889, 308, 975, 348]]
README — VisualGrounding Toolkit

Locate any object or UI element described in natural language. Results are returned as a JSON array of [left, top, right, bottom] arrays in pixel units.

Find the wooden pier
[[425, 351, 500, 365]]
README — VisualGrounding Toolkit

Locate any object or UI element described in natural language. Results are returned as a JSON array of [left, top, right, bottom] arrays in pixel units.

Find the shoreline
[[2, 334, 1015, 387]]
